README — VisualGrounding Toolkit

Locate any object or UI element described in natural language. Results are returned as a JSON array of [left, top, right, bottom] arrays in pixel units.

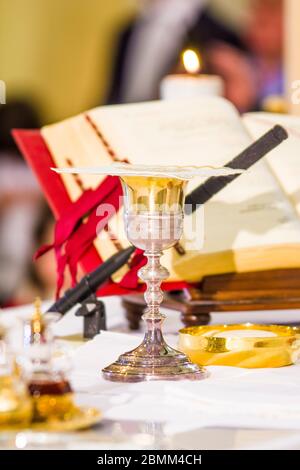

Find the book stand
[[122, 269, 300, 330]]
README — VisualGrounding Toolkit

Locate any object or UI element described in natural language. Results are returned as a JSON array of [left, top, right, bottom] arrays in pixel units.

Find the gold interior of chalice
[[120, 175, 187, 214]]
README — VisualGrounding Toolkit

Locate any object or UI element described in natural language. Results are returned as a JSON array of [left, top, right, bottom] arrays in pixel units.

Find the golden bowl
[[178, 324, 300, 368]]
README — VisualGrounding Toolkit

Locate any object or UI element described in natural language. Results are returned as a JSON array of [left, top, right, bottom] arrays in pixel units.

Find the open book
[[39, 97, 300, 283]]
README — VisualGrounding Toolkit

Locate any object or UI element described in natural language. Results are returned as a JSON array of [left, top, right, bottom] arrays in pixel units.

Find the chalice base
[[102, 340, 208, 382]]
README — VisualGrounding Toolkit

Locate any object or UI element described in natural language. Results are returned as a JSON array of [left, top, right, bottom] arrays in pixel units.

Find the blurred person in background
[[107, 0, 283, 113], [107, 0, 245, 104], [0, 102, 42, 306], [208, 0, 284, 112]]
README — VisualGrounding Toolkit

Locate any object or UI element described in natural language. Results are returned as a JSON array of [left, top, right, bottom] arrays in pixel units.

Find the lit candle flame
[[182, 49, 201, 74]]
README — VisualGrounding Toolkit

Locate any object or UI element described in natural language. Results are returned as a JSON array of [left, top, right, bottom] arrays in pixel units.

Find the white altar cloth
[[2, 298, 300, 449], [70, 331, 300, 432]]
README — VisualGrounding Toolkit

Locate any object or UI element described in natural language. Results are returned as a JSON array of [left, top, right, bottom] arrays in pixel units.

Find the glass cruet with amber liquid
[[23, 299, 75, 423]]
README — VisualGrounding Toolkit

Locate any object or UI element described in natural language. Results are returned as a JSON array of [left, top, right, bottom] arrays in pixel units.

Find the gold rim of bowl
[[178, 324, 300, 367]]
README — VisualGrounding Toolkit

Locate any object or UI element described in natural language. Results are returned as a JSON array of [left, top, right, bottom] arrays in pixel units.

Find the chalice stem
[[139, 251, 169, 351], [102, 246, 207, 381]]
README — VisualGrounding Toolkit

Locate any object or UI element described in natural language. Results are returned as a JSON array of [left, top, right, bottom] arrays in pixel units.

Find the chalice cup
[[102, 175, 207, 382]]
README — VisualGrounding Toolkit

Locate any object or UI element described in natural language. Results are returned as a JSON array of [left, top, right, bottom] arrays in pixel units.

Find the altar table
[[1, 298, 300, 450]]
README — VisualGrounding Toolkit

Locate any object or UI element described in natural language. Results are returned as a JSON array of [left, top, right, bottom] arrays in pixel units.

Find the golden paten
[[178, 324, 300, 368]]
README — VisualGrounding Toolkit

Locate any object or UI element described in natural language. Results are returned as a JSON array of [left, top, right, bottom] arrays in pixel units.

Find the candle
[[160, 49, 224, 100]]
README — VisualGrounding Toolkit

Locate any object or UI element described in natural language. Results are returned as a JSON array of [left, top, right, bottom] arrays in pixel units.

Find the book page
[[174, 112, 300, 280], [176, 158, 300, 258], [243, 112, 300, 218], [42, 114, 113, 201], [87, 97, 251, 162], [43, 97, 251, 197]]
